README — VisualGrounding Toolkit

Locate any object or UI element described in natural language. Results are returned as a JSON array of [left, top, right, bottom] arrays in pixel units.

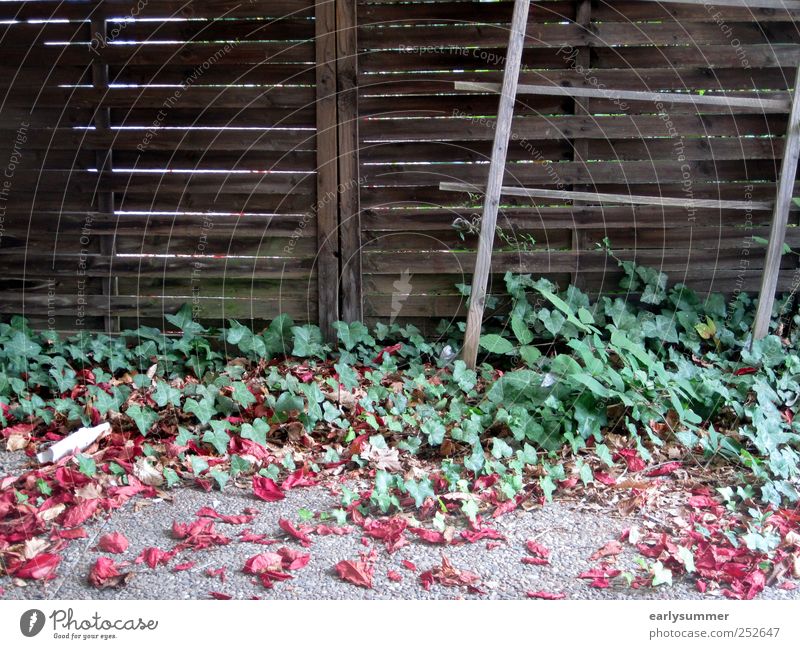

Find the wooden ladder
[[447, 0, 800, 368]]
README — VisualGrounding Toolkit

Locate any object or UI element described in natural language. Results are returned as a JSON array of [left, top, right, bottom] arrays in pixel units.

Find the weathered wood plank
[[337, 0, 363, 323], [462, 0, 530, 369], [316, 0, 340, 341], [753, 66, 800, 338]]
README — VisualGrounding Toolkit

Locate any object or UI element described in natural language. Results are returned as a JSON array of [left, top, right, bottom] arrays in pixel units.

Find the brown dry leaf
[[793, 553, 800, 579], [75, 482, 104, 500], [365, 445, 402, 472], [613, 479, 652, 490], [39, 504, 66, 522], [23, 538, 50, 559], [133, 457, 164, 487], [617, 494, 645, 516], [589, 540, 623, 562], [6, 434, 28, 452]]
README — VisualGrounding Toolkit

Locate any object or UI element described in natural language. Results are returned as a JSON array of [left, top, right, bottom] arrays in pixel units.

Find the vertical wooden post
[[461, 0, 530, 369], [570, 0, 591, 291], [752, 65, 800, 340], [316, 0, 339, 341], [336, 0, 362, 322], [90, 17, 119, 334]]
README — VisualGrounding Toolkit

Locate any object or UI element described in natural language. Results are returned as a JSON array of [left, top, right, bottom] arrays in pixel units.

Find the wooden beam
[[455, 81, 791, 113], [90, 17, 119, 334], [461, 0, 531, 370], [570, 0, 592, 291], [315, 0, 339, 342], [440, 181, 772, 211], [336, 0, 363, 323], [753, 65, 800, 339]]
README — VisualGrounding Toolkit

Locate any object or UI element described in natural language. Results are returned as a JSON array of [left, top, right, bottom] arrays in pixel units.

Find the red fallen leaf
[[782, 409, 794, 425], [527, 591, 566, 600], [492, 498, 519, 518], [526, 540, 551, 559], [688, 495, 719, 508], [486, 542, 502, 551], [243, 553, 283, 575], [14, 553, 60, 580], [252, 476, 285, 502], [589, 578, 611, 588], [589, 540, 623, 562], [408, 527, 448, 544], [313, 524, 351, 536], [473, 474, 499, 492], [559, 476, 579, 489], [1, 422, 36, 438], [779, 581, 797, 591], [206, 567, 226, 582], [696, 579, 708, 593], [614, 449, 646, 473], [371, 343, 403, 364], [239, 530, 277, 545], [209, 591, 232, 600], [88, 557, 132, 589], [257, 570, 293, 589], [594, 471, 617, 486], [644, 462, 682, 477], [135, 547, 173, 569], [281, 467, 318, 490], [401, 560, 417, 572], [96, 531, 129, 554], [335, 558, 374, 588], [53, 528, 88, 540], [279, 518, 313, 547], [733, 367, 757, 376], [172, 561, 195, 572], [277, 547, 311, 570], [420, 555, 480, 590], [579, 567, 621, 580], [461, 528, 505, 544], [196, 506, 255, 525], [362, 517, 408, 553], [62, 499, 100, 528], [522, 557, 549, 566], [387, 570, 403, 582]]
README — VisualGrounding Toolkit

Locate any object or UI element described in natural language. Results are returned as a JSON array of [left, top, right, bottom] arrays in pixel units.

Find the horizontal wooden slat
[[0, 0, 315, 21]]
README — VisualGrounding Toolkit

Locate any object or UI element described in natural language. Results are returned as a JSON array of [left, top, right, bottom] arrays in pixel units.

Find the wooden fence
[[1, 0, 799, 336]]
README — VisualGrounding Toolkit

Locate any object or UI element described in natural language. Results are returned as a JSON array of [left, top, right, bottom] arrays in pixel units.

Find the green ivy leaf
[[652, 561, 673, 586], [184, 397, 216, 425], [333, 321, 374, 351], [478, 334, 515, 355], [203, 420, 231, 455], [404, 477, 435, 507], [334, 361, 359, 390], [230, 454, 252, 477], [291, 325, 325, 358], [240, 418, 269, 447], [231, 381, 256, 408], [126, 404, 159, 436], [275, 391, 304, 414], [163, 467, 180, 488], [76, 454, 96, 478]]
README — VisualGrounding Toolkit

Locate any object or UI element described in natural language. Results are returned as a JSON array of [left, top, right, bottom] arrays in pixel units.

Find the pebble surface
[[2, 449, 799, 601]]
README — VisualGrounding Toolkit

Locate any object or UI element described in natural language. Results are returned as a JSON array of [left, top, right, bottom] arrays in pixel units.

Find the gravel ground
[[1, 449, 799, 601]]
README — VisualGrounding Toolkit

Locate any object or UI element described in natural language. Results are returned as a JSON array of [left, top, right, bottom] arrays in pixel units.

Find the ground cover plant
[[1, 254, 800, 599]]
